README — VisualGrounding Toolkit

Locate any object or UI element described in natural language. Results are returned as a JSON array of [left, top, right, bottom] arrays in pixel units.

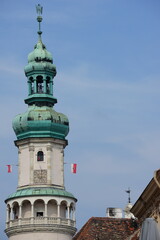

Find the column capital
[[47, 145, 52, 151], [29, 146, 35, 152]]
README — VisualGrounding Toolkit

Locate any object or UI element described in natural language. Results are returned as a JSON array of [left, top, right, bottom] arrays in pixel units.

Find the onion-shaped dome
[[12, 105, 69, 140], [24, 40, 56, 76]]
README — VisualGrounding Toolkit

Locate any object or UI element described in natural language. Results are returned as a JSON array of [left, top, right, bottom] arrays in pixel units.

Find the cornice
[[131, 176, 160, 220], [5, 224, 77, 237], [15, 137, 68, 148]]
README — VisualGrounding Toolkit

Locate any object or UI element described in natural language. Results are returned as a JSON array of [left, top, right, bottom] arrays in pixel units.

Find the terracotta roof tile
[[73, 217, 139, 240], [125, 228, 140, 240]]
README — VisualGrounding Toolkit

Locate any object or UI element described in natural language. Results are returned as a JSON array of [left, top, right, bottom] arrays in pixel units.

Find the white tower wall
[[9, 232, 73, 240], [16, 138, 66, 188]]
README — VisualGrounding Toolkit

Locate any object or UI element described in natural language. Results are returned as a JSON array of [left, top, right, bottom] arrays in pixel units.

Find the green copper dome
[[5, 187, 77, 202], [12, 105, 69, 140], [24, 40, 56, 76], [28, 41, 52, 62]]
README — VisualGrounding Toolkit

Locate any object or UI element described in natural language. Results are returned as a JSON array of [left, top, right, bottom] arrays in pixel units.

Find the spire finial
[[125, 187, 131, 203], [36, 4, 43, 40]]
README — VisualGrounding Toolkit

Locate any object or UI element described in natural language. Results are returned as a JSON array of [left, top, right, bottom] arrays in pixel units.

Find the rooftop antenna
[[125, 187, 131, 203], [36, 4, 43, 40]]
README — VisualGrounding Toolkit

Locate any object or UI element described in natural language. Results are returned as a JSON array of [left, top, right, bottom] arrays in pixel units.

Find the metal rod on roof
[[125, 187, 131, 203]]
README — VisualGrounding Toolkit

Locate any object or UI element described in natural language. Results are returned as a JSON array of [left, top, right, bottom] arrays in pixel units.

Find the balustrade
[[6, 217, 75, 228], [11, 219, 18, 227]]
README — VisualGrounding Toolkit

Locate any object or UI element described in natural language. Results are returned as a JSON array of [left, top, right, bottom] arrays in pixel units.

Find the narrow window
[[37, 151, 44, 161], [37, 76, 43, 93]]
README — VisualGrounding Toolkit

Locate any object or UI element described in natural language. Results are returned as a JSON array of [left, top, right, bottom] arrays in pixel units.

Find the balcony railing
[[6, 217, 75, 229]]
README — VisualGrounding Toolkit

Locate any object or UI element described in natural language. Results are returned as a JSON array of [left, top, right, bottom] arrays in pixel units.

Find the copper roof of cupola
[[24, 6, 56, 77], [24, 40, 56, 75]]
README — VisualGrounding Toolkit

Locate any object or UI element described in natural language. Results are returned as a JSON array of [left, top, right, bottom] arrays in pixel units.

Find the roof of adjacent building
[[73, 217, 139, 240], [131, 169, 160, 220], [124, 229, 140, 240]]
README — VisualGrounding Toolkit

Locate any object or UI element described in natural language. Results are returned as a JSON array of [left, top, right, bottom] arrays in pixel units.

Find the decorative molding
[[47, 145, 52, 151], [139, 193, 160, 223], [5, 224, 76, 237], [29, 146, 35, 152], [53, 144, 63, 150], [15, 137, 68, 148], [33, 170, 47, 184]]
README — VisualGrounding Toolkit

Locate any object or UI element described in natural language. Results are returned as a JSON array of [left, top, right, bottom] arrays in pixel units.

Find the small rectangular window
[[37, 212, 43, 217]]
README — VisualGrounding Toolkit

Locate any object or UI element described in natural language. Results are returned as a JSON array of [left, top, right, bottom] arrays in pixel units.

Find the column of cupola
[[27, 76, 53, 96]]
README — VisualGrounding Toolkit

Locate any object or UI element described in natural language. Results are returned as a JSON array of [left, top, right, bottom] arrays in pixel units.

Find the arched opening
[[69, 203, 75, 220], [29, 77, 34, 94], [46, 76, 50, 94], [22, 200, 31, 218], [37, 151, 44, 161], [37, 75, 43, 93], [34, 199, 45, 218], [12, 202, 19, 219], [60, 201, 67, 218], [47, 200, 57, 217]]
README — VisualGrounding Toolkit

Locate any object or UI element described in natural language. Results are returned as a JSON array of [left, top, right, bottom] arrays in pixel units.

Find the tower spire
[[36, 4, 43, 40]]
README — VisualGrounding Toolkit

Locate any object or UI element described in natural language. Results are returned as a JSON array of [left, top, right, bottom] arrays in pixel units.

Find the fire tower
[[5, 5, 77, 240]]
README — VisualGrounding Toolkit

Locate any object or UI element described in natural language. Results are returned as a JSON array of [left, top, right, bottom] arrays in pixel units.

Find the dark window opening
[[37, 212, 43, 217], [37, 83, 43, 93], [46, 82, 50, 94], [37, 151, 44, 161], [109, 208, 115, 217], [37, 76, 44, 93]]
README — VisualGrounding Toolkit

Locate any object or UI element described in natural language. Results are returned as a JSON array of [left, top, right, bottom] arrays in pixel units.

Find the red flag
[[71, 163, 77, 174], [6, 165, 12, 173]]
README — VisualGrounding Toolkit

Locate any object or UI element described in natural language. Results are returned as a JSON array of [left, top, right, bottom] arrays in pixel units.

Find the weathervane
[[125, 187, 131, 203], [36, 4, 43, 40]]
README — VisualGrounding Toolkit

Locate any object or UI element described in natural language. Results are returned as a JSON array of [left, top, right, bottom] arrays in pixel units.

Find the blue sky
[[1, 0, 160, 239]]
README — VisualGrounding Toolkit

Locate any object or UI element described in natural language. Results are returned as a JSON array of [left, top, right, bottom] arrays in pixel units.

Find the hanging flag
[[6, 165, 12, 173], [71, 163, 77, 174]]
